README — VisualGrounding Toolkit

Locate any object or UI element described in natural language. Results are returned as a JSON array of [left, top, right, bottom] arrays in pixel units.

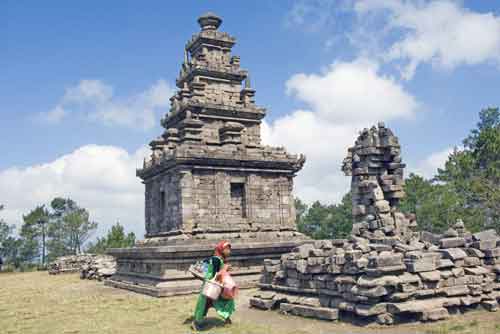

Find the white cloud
[[263, 58, 420, 204], [0, 145, 148, 241], [285, 0, 340, 32], [63, 80, 114, 104], [355, 0, 500, 79], [286, 59, 417, 123], [42, 105, 67, 123], [409, 146, 454, 179], [39, 79, 174, 129], [285, 1, 500, 79]]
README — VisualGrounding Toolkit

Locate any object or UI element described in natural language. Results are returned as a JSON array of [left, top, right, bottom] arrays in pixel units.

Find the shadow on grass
[[183, 316, 227, 332]]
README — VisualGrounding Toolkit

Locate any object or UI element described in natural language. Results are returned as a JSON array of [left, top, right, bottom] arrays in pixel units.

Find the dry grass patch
[[1, 271, 499, 334]]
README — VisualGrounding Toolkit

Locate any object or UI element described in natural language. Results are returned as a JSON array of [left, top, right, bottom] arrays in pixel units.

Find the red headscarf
[[214, 240, 231, 258]]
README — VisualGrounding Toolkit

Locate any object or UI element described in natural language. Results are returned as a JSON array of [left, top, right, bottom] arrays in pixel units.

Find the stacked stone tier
[[185, 29, 236, 53], [164, 101, 265, 128], [138, 146, 304, 179], [176, 65, 247, 88]]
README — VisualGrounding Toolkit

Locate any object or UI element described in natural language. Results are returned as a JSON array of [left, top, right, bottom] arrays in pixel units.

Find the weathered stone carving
[[251, 124, 500, 324]]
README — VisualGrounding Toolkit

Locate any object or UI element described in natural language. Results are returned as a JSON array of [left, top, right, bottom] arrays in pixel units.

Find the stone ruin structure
[[251, 123, 500, 324], [49, 254, 116, 281], [343, 123, 417, 245], [106, 12, 308, 297]]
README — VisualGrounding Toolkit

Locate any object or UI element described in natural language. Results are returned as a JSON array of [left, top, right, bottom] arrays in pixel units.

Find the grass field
[[1, 271, 500, 334]]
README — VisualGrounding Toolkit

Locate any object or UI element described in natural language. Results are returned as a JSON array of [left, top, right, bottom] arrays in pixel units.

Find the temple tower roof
[[197, 12, 222, 30]]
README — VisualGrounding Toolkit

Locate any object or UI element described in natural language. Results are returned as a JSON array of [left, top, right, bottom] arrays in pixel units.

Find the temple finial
[[197, 12, 222, 31]]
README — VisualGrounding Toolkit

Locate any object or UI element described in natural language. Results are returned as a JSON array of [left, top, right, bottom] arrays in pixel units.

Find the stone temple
[[106, 12, 308, 296]]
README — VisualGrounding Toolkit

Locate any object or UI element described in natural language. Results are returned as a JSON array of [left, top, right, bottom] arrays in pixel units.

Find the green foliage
[[46, 198, 98, 261], [86, 222, 135, 254], [400, 174, 484, 233], [0, 205, 24, 269], [9, 198, 99, 264], [436, 107, 500, 232], [399, 107, 500, 233], [1, 237, 23, 268], [296, 193, 352, 240], [19, 205, 49, 263], [0, 205, 14, 250]]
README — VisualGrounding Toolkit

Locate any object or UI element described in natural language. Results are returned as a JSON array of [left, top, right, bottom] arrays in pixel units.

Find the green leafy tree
[[46, 198, 98, 260], [327, 193, 353, 239], [1, 237, 23, 268], [399, 108, 499, 233], [63, 209, 98, 254], [436, 107, 500, 232], [18, 205, 49, 263], [296, 193, 352, 240], [0, 205, 25, 269], [0, 205, 13, 248], [400, 174, 481, 233], [87, 222, 135, 254]]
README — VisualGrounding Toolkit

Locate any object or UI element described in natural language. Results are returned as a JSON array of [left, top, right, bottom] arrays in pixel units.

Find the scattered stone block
[[464, 266, 490, 275], [250, 297, 277, 310], [355, 303, 387, 316], [439, 248, 467, 260], [438, 259, 455, 269], [482, 300, 498, 312], [439, 237, 465, 248], [419, 271, 441, 282], [279, 303, 339, 321], [421, 307, 449, 321], [387, 298, 446, 314], [473, 239, 497, 251], [466, 248, 485, 258], [473, 230, 497, 241], [376, 313, 394, 325], [441, 285, 469, 297]]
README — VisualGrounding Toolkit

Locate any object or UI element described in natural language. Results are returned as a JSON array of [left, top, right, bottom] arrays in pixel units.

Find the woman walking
[[192, 240, 235, 330]]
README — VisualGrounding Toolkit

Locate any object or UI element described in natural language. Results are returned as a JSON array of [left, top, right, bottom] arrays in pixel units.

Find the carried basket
[[202, 279, 223, 300], [188, 260, 209, 280]]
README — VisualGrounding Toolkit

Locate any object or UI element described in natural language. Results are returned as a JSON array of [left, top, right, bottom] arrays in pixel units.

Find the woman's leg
[[193, 294, 208, 322], [203, 298, 213, 316], [213, 298, 235, 321]]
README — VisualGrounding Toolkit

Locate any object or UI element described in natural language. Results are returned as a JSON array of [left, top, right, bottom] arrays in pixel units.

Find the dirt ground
[[1, 271, 499, 334]]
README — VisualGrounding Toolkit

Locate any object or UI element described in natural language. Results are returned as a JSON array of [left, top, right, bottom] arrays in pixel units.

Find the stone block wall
[[146, 168, 297, 237], [252, 228, 500, 324], [144, 173, 182, 236]]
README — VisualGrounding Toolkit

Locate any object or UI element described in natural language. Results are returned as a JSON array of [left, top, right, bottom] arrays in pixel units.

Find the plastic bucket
[[202, 280, 223, 300], [221, 274, 239, 299]]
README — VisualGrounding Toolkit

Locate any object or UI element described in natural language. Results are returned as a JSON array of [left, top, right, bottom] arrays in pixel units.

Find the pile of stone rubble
[[49, 254, 95, 275], [49, 254, 116, 281], [80, 255, 116, 281], [251, 124, 500, 324]]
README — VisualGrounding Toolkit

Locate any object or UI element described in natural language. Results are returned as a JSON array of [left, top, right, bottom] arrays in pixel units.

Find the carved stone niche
[[219, 121, 244, 145]]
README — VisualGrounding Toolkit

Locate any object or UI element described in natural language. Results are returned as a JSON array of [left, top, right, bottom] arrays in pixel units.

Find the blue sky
[[2, 0, 500, 238]]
